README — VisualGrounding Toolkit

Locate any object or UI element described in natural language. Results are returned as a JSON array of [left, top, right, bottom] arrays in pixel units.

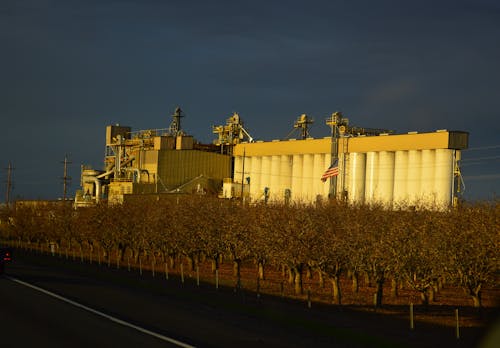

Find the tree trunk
[[373, 279, 384, 307], [294, 266, 303, 295], [169, 255, 176, 269], [233, 259, 241, 289], [351, 271, 359, 293], [391, 278, 398, 298], [420, 288, 429, 306], [471, 285, 482, 308], [365, 272, 372, 287], [188, 255, 196, 271], [258, 260, 265, 280], [306, 266, 312, 280], [211, 257, 219, 273], [288, 267, 295, 284], [429, 285, 436, 302], [318, 271, 324, 288], [331, 276, 342, 304]]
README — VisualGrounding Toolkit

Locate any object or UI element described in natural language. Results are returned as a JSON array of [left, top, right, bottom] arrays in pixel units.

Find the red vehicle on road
[[0, 248, 12, 274]]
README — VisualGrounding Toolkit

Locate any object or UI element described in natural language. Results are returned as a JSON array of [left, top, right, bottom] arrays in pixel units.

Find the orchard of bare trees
[[1, 197, 498, 308]]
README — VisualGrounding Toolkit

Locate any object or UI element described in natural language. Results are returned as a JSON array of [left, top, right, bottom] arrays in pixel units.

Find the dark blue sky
[[1, 0, 499, 201]]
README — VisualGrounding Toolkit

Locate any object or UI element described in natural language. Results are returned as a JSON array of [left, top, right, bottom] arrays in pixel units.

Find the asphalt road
[[0, 250, 492, 347]]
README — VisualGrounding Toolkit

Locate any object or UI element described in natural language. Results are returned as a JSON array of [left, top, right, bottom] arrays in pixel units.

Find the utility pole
[[5, 162, 14, 207], [61, 155, 72, 201]]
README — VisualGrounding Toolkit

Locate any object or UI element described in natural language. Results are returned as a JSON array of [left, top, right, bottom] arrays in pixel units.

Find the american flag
[[321, 159, 339, 182]]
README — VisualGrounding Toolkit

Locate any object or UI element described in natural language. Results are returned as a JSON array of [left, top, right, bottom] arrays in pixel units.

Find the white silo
[[250, 156, 262, 198], [377, 151, 395, 205], [234, 156, 243, 183], [393, 150, 409, 207], [302, 154, 314, 201], [365, 152, 379, 204], [270, 155, 281, 200], [407, 150, 422, 205], [261, 156, 272, 195], [280, 155, 292, 198], [434, 149, 454, 207], [420, 149, 436, 206], [348, 152, 366, 204], [291, 154, 303, 200]]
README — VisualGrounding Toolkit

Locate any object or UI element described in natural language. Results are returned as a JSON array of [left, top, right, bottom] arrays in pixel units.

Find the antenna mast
[[5, 162, 13, 207], [61, 155, 72, 201]]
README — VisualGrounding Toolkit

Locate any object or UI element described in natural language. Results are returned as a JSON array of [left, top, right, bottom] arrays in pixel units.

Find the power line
[[466, 144, 500, 151]]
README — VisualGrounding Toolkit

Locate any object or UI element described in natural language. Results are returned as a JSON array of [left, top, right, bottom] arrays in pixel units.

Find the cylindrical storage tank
[[243, 156, 252, 185], [434, 149, 454, 208], [407, 150, 422, 206], [365, 152, 379, 204], [270, 155, 281, 200], [234, 156, 243, 183], [348, 152, 366, 204], [420, 149, 436, 207], [280, 155, 292, 199], [291, 154, 303, 201], [377, 151, 395, 205], [313, 153, 326, 200], [393, 150, 409, 207], [261, 156, 271, 197], [302, 154, 314, 202], [250, 156, 261, 199]]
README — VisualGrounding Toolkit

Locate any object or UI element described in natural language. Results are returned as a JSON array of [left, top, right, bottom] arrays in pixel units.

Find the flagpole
[[327, 112, 341, 199]]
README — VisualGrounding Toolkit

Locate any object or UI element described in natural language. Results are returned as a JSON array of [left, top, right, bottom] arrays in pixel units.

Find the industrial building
[[75, 109, 468, 209]]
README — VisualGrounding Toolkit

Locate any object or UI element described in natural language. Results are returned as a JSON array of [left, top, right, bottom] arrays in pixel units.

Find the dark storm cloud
[[1, 0, 499, 200]]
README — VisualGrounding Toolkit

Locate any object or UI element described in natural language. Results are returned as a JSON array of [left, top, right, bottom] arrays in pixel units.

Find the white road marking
[[6, 276, 196, 348]]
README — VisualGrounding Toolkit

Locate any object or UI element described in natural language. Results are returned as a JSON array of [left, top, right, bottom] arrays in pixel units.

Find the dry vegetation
[[1, 197, 498, 324]]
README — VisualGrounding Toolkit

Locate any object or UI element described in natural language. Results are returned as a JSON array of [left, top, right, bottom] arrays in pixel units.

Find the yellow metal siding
[[156, 150, 231, 189], [234, 138, 331, 157], [234, 131, 468, 157]]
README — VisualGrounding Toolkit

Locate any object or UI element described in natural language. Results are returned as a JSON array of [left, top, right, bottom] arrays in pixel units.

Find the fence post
[[180, 263, 184, 284], [410, 303, 414, 330], [215, 270, 219, 290], [196, 266, 200, 287], [257, 276, 261, 299], [455, 308, 460, 340], [307, 289, 312, 309], [165, 262, 169, 280]]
